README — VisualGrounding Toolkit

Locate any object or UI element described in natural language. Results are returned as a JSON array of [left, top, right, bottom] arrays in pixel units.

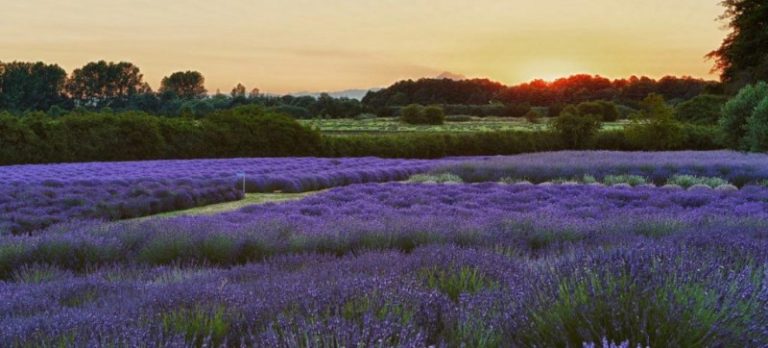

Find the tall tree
[[0, 61, 68, 111], [66, 61, 148, 107], [231, 83, 246, 98], [708, 0, 768, 91], [159, 71, 207, 99]]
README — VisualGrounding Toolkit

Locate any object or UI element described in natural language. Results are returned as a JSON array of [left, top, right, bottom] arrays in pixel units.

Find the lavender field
[[2, 152, 768, 347], [0, 158, 441, 235]]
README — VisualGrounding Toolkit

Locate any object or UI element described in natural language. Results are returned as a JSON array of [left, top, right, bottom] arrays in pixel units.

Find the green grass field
[[300, 117, 630, 134]]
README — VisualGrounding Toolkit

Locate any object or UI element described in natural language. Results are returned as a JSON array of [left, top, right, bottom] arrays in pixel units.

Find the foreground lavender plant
[[1, 242, 766, 347]]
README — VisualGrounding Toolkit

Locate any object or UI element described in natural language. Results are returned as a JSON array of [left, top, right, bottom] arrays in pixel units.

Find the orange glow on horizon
[[0, 0, 726, 94]]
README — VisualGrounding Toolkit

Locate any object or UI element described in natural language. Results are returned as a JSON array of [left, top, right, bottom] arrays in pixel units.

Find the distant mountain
[[291, 88, 380, 100], [434, 71, 467, 80]]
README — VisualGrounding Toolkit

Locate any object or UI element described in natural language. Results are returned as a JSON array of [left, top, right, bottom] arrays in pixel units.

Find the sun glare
[[518, 59, 593, 82]]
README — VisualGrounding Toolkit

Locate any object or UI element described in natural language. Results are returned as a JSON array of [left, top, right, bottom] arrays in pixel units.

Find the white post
[[237, 172, 246, 196]]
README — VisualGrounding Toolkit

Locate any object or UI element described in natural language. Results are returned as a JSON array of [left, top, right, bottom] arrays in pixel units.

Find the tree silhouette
[[66, 61, 147, 107], [0, 61, 67, 111], [159, 71, 207, 99], [708, 0, 768, 91]]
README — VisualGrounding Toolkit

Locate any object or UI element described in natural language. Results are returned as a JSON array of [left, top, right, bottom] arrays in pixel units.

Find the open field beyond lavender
[[299, 117, 631, 134], [2, 151, 768, 347]]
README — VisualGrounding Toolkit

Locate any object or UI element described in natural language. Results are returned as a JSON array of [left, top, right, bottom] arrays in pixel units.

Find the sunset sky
[[1, 0, 726, 94]]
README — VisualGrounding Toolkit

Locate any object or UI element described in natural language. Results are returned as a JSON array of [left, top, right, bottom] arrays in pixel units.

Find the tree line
[[362, 75, 721, 115], [0, 59, 729, 120], [0, 105, 321, 164], [0, 60, 363, 119]]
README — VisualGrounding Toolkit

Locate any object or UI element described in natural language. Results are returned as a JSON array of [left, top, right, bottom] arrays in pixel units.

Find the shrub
[[422, 105, 445, 125], [576, 100, 620, 122], [678, 124, 721, 150], [745, 96, 768, 151], [399, 104, 423, 124], [0, 113, 40, 163], [269, 104, 311, 119], [549, 106, 601, 148], [719, 82, 768, 150], [202, 105, 322, 157], [547, 103, 565, 117], [616, 104, 638, 119], [524, 109, 541, 124], [0, 107, 323, 165], [626, 94, 683, 150], [323, 131, 562, 158], [502, 103, 532, 117], [674, 94, 727, 124]]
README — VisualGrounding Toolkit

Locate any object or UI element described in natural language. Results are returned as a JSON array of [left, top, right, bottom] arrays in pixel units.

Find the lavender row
[[2, 239, 767, 347], [0, 157, 442, 187], [0, 178, 242, 235], [439, 150, 768, 186], [2, 183, 767, 278]]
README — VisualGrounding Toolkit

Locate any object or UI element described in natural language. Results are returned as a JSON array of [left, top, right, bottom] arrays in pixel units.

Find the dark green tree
[[626, 94, 683, 150], [549, 106, 601, 148], [708, 0, 768, 91], [674, 94, 727, 124], [422, 105, 445, 125], [66, 61, 148, 107], [745, 96, 768, 151], [159, 71, 207, 99], [400, 104, 424, 124], [0, 61, 67, 111], [719, 82, 768, 149], [231, 83, 246, 98], [575, 100, 620, 122]]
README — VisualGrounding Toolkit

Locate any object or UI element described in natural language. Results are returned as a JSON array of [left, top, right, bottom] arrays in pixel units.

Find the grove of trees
[[362, 75, 720, 114], [0, 60, 367, 119]]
